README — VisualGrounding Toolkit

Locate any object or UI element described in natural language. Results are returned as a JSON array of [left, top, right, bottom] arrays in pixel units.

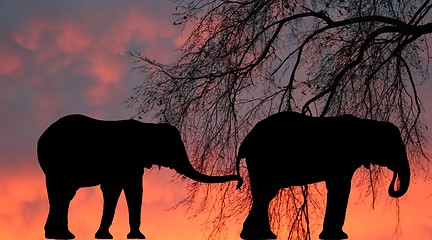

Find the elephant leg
[[124, 170, 145, 239], [44, 177, 76, 239], [95, 182, 122, 239], [319, 177, 351, 240], [240, 181, 278, 240]]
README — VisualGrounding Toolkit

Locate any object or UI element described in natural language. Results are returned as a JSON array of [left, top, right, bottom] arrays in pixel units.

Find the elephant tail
[[235, 138, 250, 190], [235, 154, 244, 190]]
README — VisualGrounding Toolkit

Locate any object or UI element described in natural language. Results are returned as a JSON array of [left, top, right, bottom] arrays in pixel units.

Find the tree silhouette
[[127, 0, 431, 239]]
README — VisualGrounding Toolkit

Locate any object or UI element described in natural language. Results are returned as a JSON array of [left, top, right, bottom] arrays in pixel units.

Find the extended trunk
[[175, 158, 243, 188]]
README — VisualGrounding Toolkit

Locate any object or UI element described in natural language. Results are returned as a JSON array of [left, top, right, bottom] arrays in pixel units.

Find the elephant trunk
[[175, 156, 243, 188], [388, 162, 410, 198]]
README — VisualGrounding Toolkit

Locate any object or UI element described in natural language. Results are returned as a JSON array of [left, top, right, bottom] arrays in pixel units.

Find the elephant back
[[37, 114, 150, 175]]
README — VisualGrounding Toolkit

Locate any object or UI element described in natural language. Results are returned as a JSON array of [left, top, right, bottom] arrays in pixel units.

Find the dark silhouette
[[235, 111, 410, 240], [37, 114, 242, 239]]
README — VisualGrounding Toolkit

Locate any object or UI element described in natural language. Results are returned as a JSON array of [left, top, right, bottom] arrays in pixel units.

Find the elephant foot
[[127, 229, 146, 239], [319, 229, 348, 240], [45, 228, 75, 239], [240, 228, 276, 240], [95, 229, 113, 239]]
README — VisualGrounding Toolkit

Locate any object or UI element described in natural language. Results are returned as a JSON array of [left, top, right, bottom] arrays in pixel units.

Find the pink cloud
[[76, 9, 181, 105], [55, 19, 92, 53], [12, 18, 49, 51], [99, 8, 180, 61], [0, 46, 22, 76], [13, 16, 91, 54], [86, 84, 111, 106], [82, 55, 127, 105], [34, 91, 63, 125], [8, 3, 183, 112]]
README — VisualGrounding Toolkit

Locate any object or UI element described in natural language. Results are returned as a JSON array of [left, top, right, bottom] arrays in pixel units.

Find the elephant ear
[[153, 123, 179, 168]]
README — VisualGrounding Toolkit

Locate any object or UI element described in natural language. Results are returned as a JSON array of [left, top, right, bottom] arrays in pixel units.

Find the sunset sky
[[1, 1, 431, 239]]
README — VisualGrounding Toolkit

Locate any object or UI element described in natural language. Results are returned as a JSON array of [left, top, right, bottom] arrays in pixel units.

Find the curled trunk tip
[[388, 170, 410, 198]]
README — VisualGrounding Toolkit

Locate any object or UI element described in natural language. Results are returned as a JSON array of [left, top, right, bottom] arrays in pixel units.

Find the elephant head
[[365, 121, 410, 198]]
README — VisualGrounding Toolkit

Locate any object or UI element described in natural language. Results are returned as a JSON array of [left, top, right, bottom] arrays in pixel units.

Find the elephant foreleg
[[44, 177, 76, 239], [95, 182, 122, 239], [124, 170, 145, 239], [319, 177, 351, 240]]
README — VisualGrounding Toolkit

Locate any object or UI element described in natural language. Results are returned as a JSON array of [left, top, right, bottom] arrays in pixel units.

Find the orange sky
[[0, 1, 431, 239], [1, 161, 431, 239]]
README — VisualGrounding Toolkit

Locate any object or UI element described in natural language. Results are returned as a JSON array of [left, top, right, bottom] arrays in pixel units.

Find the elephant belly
[[46, 166, 103, 188], [277, 173, 326, 187], [268, 162, 328, 187], [71, 175, 102, 188]]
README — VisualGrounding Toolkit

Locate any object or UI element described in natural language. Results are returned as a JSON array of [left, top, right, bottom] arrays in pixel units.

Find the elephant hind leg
[[240, 185, 278, 240], [318, 230, 348, 240], [44, 177, 76, 239]]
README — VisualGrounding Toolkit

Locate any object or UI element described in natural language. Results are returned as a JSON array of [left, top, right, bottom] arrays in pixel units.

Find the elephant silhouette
[[37, 114, 242, 239], [235, 111, 410, 240]]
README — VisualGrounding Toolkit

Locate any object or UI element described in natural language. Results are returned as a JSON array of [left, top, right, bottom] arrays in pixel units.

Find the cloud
[[0, 45, 22, 76], [55, 19, 93, 53], [5, 0, 181, 116]]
